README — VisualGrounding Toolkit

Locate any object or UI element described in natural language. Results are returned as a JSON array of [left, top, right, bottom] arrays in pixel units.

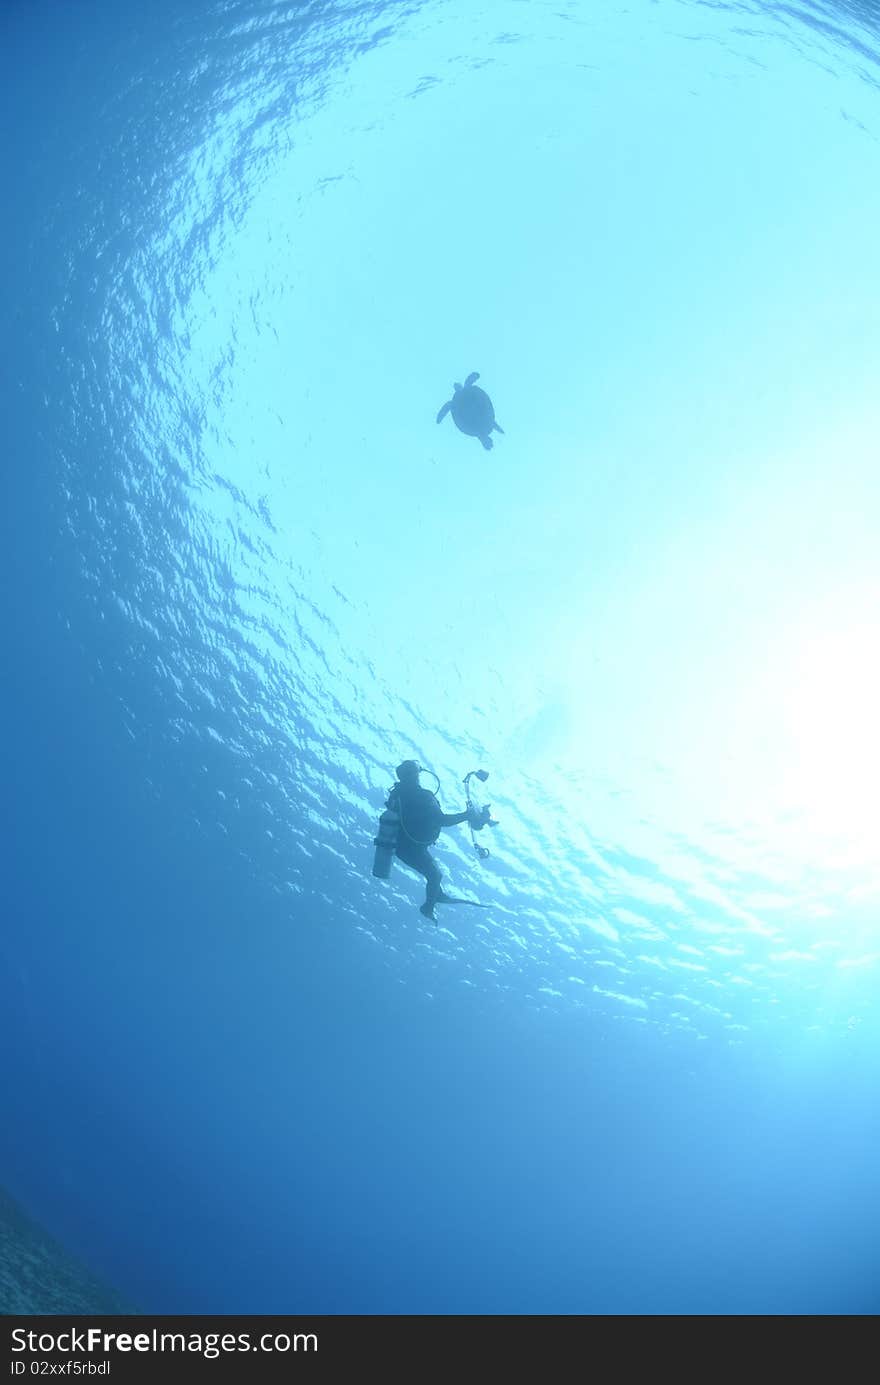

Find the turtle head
[[453, 382, 462, 392]]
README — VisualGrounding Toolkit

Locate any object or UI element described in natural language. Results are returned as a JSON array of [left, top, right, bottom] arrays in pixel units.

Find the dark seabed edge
[[0, 1186, 136, 1314]]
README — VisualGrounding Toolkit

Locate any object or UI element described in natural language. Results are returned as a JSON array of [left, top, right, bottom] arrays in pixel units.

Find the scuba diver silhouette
[[373, 760, 497, 921]]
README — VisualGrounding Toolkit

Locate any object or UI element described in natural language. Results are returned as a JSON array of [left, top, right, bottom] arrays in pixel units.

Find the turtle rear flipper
[[480, 434, 494, 451], [436, 400, 452, 423], [492, 422, 504, 435], [464, 371, 480, 387]]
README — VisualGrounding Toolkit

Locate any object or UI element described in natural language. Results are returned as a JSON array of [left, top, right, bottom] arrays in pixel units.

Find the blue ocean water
[[3, 0, 880, 1314]]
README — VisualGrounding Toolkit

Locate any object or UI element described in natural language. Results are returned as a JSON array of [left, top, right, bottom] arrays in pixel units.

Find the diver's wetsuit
[[389, 783, 468, 910]]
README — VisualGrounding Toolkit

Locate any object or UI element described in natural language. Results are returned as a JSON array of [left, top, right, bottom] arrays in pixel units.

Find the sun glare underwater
[[4, 0, 880, 1315]]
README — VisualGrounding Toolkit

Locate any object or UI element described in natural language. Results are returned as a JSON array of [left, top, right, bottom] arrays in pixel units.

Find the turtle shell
[[450, 385, 495, 437]]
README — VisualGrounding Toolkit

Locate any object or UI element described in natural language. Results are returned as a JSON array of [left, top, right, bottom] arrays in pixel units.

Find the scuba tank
[[372, 801, 401, 879]]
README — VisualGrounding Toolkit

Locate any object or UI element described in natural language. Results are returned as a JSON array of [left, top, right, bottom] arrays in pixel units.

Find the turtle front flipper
[[436, 400, 452, 423], [464, 371, 480, 387]]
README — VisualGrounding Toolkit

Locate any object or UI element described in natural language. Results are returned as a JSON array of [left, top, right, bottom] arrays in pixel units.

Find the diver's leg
[[424, 854, 442, 906], [418, 852, 443, 921], [395, 840, 425, 910], [396, 840, 440, 919]]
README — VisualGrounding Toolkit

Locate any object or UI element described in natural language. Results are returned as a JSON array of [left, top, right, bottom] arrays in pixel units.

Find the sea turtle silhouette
[[436, 372, 504, 451]]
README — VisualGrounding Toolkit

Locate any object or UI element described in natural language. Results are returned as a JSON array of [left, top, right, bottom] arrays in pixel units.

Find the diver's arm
[[439, 810, 470, 827]]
